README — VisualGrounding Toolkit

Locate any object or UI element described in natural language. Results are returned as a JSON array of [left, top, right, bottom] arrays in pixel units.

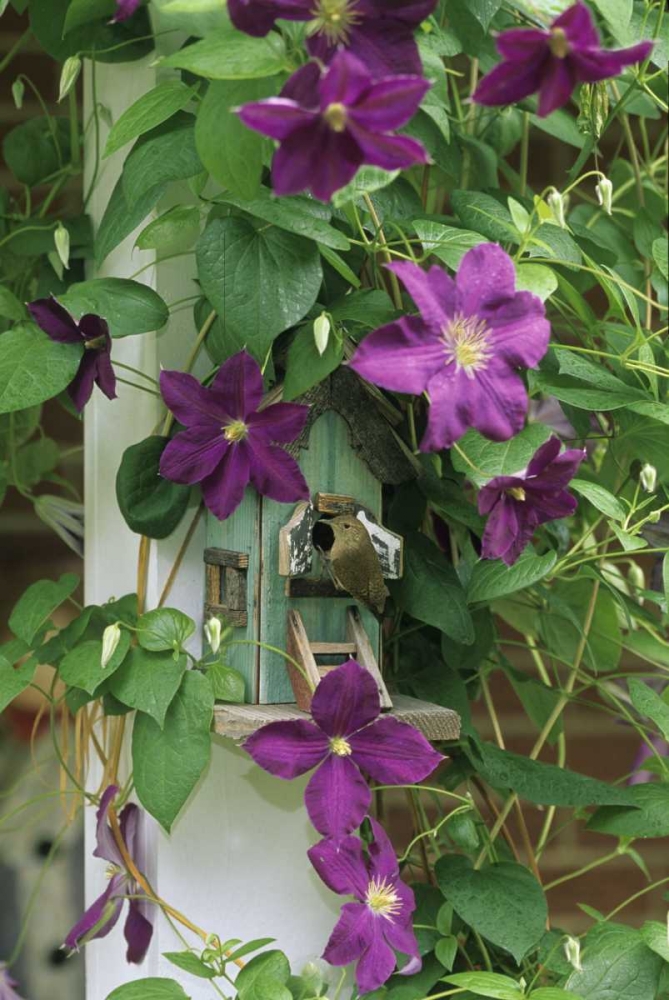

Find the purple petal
[[160, 370, 227, 428], [159, 427, 227, 485], [349, 76, 431, 131], [526, 488, 578, 523], [69, 351, 99, 412], [118, 802, 140, 862], [389, 261, 457, 333], [367, 816, 400, 881], [93, 785, 122, 866], [244, 720, 328, 778], [272, 126, 363, 201], [530, 447, 586, 487], [355, 919, 399, 994], [554, 1, 600, 48], [308, 834, 369, 900], [346, 18, 426, 77], [319, 51, 372, 108], [123, 898, 153, 964], [525, 435, 563, 476], [95, 350, 118, 403], [248, 401, 309, 443], [349, 716, 443, 784], [63, 877, 125, 953], [323, 901, 372, 966], [28, 296, 80, 343], [310, 660, 381, 738], [281, 61, 323, 105], [228, 0, 310, 36], [247, 441, 310, 504], [456, 244, 517, 316], [200, 442, 251, 520], [361, 0, 437, 24], [487, 291, 551, 369], [78, 313, 110, 342], [210, 350, 265, 421], [349, 316, 444, 395], [112, 0, 140, 21], [473, 56, 547, 108], [537, 57, 576, 116], [571, 42, 654, 83], [480, 494, 530, 565], [478, 477, 521, 514], [305, 755, 372, 838], [349, 127, 429, 171], [383, 914, 422, 976], [495, 27, 548, 60], [239, 99, 317, 141]]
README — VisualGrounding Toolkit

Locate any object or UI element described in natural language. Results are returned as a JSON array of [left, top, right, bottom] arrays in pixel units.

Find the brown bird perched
[[313, 514, 389, 617]]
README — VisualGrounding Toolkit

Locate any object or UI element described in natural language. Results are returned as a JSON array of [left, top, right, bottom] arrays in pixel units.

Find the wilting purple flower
[[238, 52, 429, 202], [244, 660, 443, 838], [64, 786, 153, 964], [28, 296, 116, 412], [0, 966, 26, 1000], [474, 2, 653, 117], [309, 818, 421, 993], [112, 0, 140, 20], [478, 435, 585, 565], [350, 244, 550, 451], [34, 494, 85, 557], [229, 0, 436, 77], [160, 350, 309, 521]]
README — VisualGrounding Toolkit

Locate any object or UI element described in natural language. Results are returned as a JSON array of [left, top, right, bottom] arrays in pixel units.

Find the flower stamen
[[330, 736, 353, 756], [310, 0, 362, 45], [223, 420, 248, 442], [442, 313, 493, 378], [549, 27, 570, 59], [366, 878, 402, 919], [323, 102, 349, 132], [508, 486, 527, 502]]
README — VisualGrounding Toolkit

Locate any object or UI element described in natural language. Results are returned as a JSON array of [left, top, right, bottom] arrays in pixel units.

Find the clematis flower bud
[[204, 616, 222, 654], [564, 935, 583, 972], [54, 223, 70, 270], [59, 56, 82, 103], [596, 176, 613, 215], [628, 563, 645, 604], [640, 463, 657, 493], [101, 623, 121, 669], [11, 77, 24, 110], [547, 188, 568, 229], [313, 313, 331, 356]]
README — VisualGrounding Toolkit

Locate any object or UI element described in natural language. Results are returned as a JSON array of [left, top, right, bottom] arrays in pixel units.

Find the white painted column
[[83, 55, 342, 1000]]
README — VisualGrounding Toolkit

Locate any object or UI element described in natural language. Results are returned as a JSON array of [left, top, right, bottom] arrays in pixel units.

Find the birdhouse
[[204, 368, 417, 707]]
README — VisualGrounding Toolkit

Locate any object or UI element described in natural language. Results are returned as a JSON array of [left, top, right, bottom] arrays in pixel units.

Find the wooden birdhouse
[[204, 368, 417, 707]]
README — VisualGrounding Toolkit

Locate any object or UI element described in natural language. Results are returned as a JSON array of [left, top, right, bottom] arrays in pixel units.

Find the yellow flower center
[[508, 487, 527, 502], [442, 313, 493, 378], [105, 863, 122, 881], [310, 0, 362, 44], [549, 27, 570, 59], [366, 878, 402, 919], [223, 420, 248, 442], [84, 335, 107, 350], [330, 736, 353, 756], [323, 102, 349, 132]]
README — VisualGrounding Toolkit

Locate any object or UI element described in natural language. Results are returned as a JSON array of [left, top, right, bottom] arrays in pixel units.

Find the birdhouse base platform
[[213, 695, 461, 743]]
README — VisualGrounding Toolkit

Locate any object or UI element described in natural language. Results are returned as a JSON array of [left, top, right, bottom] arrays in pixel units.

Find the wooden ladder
[[285, 606, 393, 713]]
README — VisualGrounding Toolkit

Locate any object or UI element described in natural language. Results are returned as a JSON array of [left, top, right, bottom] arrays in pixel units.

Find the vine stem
[[158, 504, 204, 608], [362, 193, 403, 310], [544, 848, 621, 891], [519, 111, 530, 196]]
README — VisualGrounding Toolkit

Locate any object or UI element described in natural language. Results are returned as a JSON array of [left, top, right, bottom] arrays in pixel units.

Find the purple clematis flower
[[238, 52, 429, 202], [229, 0, 436, 77], [244, 660, 443, 839], [28, 295, 116, 412], [112, 0, 140, 20], [308, 818, 421, 993], [349, 244, 551, 451], [0, 966, 26, 1000], [159, 350, 309, 521], [474, 1, 653, 117], [64, 786, 153, 964], [478, 435, 586, 565]]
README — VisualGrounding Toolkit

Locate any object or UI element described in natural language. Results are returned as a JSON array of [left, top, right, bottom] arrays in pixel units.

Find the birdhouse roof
[[286, 368, 419, 486]]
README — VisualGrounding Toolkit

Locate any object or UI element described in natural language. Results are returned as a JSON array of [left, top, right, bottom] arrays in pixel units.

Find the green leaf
[[452, 424, 552, 488], [468, 550, 557, 604], [389, 532, 474, 645], [628, 678, 669, 741], [136, 205, 201, 254], [132, 670, 214, 831], [116, 436, 191, 539], [110, 647, 187, 727], [0, 408, 41, 459], [413, 221, 486, 270], [541, 578, 621, 674], [0, 639, 35, 714], [64, 0, 116, 32], [565, 924, 663, 1000], [122, 116, 203, 208], [59, 633, 131, 695], [530, 990, 585, 1000], [137, 608, 195, 653], [105, 980, 190, 1000], [218, 188, 350, 252], [569, 480, 626, 522], [515, 263, 558, 301], [0, 286, 27, 322], [0, 324, 82, 415], [235, 951, 291, 1000], [652, 237, 668, 280], [3, 117, 71, 188], [435, 856, 547, 963], [504, 665, 563, 745], [441, 973, 523, 999], [9, 573, 79, 644], [590, 0, 632, 35], [329, 290, 396, 328], [331, 167, 399, 208], [60, 278, 169, 338], [95, 173, 166, 267], [283, 321, 343, 401], [10, 437, 59, 489], [588, 784, 669, 839], [163, 951, 217, 978], [435, 935, 458, 972], [195, 78, 276, 201], [31, 0, 152, 64], [318, 244, 361, 287], [207, 661, 246, 702], [161, 23, 287, 79], [104, 80, 198, 157], [196, 217, 322, 361], [451, 190, 518, 243], [470, 741, 635, 807], [640, 921, 669, 963], [529, 371, 646, 411]]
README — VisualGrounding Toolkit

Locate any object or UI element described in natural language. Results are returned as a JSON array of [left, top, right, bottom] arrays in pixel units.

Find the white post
[[83, 57, 342, 1000]]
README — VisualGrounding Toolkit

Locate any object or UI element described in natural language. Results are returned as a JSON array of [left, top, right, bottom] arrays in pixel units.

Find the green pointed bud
[[204, 616, 222, 654], [640, 463, 657, 493], [0, 0, 10, 15], [564, 935, 582, 972], [646, 509, 661, 524], [596, 177, 613, 215], [59, 56, 82, 103], [591, 81, 609, 138], [313, 313, 331, 356], [12, 78, 25, 110], [101, 623, 122, 670], [54, 223, 71, 270], [547, 188, 567, 229], [627, 562, 645, 604]]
